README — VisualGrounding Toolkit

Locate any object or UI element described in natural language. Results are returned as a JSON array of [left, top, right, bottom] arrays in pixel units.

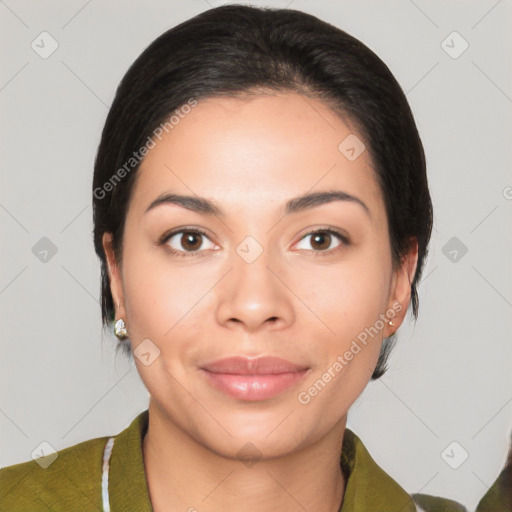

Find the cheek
[[120, 247, 211, 405], [291, 241, 392, 392], [120, 240, 217, 357], [292, 247, 392, 342], [292, 256, 390, 421]]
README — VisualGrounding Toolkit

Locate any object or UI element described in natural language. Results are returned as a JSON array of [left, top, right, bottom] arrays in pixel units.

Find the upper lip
[[201, 356, 309, 375]]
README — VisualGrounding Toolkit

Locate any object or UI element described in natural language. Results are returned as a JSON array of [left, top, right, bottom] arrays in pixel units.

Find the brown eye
[[162, 229, 217, 256], [295, 229, 348, 254]]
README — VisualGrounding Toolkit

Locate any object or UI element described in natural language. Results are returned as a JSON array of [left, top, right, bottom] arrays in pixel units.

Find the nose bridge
[[215, 235, 294, 331]]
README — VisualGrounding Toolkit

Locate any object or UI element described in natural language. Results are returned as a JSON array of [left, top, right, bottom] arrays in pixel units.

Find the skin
[[103, 92, 418, 512]]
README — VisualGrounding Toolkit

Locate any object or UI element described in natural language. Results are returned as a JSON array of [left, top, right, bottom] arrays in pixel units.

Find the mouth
[[199, 356, 310, 401]]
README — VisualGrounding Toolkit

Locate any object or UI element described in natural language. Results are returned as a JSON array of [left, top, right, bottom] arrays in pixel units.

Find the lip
[[200, 356, 310, 401], [201, 356, 308, 375]]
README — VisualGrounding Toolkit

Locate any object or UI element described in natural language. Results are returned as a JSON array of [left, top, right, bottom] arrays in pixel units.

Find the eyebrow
[[144, 190, 370, 218]]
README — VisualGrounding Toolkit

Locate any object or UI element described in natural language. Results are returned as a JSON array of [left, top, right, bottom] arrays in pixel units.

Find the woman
[[0, 5, 467, 511]]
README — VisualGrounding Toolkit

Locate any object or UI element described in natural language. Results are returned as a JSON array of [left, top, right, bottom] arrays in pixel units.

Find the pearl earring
[[114, 319, 128, 340], [114, 302, 128, 340]]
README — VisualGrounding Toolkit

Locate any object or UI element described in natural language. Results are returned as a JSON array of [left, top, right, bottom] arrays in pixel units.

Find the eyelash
[[158, 227, 350, 258]]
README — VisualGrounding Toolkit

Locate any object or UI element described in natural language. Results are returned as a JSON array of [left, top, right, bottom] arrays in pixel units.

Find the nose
[[215, 250, 295, 333]]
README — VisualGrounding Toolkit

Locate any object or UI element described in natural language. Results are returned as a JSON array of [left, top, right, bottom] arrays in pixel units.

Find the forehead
[[130, 92, 385, 221]]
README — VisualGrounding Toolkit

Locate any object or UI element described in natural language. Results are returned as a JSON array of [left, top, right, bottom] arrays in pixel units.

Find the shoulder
[[475, 435, 512, 512], [0, 434, 109, 511], [342, 429, 468, 512], [412, 493, 468, 511]]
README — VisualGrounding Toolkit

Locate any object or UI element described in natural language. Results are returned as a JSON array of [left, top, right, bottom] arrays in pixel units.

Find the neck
[[141, 399, 346, 512]]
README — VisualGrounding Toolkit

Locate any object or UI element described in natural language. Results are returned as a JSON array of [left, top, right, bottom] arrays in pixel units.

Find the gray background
[[1, 0, 511, 509]]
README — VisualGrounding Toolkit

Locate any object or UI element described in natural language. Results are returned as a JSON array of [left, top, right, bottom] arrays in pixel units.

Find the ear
[[384, 237, 419, 337], [102, 232, 127, 322]]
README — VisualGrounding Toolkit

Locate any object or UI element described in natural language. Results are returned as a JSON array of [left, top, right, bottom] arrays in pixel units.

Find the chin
[[202, 430, 304, 463]]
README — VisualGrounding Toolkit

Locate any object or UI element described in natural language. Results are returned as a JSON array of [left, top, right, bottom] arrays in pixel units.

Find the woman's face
[[104, 92, 416, 458]]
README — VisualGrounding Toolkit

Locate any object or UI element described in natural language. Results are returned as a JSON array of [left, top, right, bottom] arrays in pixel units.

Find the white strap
[[101, 437, 116, 512]]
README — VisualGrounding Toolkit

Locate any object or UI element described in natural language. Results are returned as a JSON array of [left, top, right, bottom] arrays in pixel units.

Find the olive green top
[[0, 409, 466, 511], [475, 442, 512, 512]]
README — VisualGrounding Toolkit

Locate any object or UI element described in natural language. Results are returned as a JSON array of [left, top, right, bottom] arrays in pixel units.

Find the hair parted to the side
[[92, 4, 433, 379]]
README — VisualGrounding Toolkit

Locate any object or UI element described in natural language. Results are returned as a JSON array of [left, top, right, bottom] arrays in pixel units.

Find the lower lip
[[200, 369, 309, 401]]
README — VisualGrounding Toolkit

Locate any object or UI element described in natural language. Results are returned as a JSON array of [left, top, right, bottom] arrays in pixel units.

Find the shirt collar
[[108, 409, 152, 511], [340, 429, 417, 511], [108, 409, 416, 512]]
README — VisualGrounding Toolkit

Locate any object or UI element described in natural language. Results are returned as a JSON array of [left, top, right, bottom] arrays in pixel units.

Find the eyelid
[[293, 227, 350, 254], [158, 226, 218, 257], [300, 226, 350, 244], [158, 226, 213, 245]]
